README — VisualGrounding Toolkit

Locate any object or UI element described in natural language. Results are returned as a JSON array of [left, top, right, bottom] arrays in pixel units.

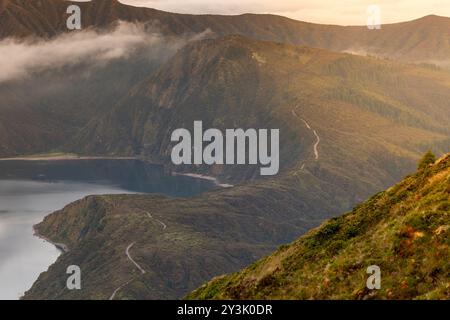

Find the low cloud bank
[[0, 22, 212, 83]]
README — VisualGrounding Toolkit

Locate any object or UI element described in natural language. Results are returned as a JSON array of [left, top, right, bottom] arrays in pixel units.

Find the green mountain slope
[[71, 35, 450, 187], [1, 0, 450, 65], [0, 42, 176, 158], [17, 36, 450, 300], [188, 154, 450, 300]]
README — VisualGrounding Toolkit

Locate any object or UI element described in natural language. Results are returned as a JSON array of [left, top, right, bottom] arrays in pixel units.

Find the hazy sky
[[116, 0, 450, 25]]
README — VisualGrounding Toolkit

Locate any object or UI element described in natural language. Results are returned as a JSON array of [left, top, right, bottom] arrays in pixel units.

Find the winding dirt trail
[[109, 279, 133, 300], [126, 242, 146, 275], [291, 109, 321, 163], [144, 211, 167, 230], [108, 242, 145, 300], [312, 129, 320, 160], [109, 209, 168, 300]]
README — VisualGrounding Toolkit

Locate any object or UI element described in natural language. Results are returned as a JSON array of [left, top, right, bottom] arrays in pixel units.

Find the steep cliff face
[[188, 154, 450, 300]]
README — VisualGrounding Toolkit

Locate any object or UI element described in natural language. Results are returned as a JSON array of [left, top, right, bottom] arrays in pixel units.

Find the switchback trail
[[126, 242, 146, 275], [144, 211, 167, 230], [109, 209, 168, 299], [291, 109, 321, 162]]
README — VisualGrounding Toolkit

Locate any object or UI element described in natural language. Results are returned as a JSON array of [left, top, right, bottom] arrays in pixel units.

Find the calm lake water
[[0, 159, 215, 300]]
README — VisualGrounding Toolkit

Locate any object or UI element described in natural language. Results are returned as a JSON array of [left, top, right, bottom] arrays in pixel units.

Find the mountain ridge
[[1, 0, 450, 65]]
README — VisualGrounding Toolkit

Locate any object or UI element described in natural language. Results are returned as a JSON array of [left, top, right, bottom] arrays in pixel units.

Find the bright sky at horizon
[[115, 0, 450, 25]]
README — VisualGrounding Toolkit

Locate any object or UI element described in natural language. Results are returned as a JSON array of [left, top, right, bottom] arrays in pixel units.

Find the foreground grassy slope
[[189, 154, 450, 300]]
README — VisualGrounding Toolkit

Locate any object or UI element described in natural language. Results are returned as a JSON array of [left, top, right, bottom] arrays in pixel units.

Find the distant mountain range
[[1, 0, 450, 65]]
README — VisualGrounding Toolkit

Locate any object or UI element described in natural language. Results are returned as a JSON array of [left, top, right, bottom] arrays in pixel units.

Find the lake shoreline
[[32, 226, 69, 254], [0, 160, 217, 299], [0, 156, 236, 189], [171, 172, 234, 188], [0, 155, 139, 162]]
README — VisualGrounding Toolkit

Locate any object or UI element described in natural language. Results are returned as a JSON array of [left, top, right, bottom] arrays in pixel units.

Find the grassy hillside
[[72, 35, 450, 187], [188, 154, 450, 300]]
